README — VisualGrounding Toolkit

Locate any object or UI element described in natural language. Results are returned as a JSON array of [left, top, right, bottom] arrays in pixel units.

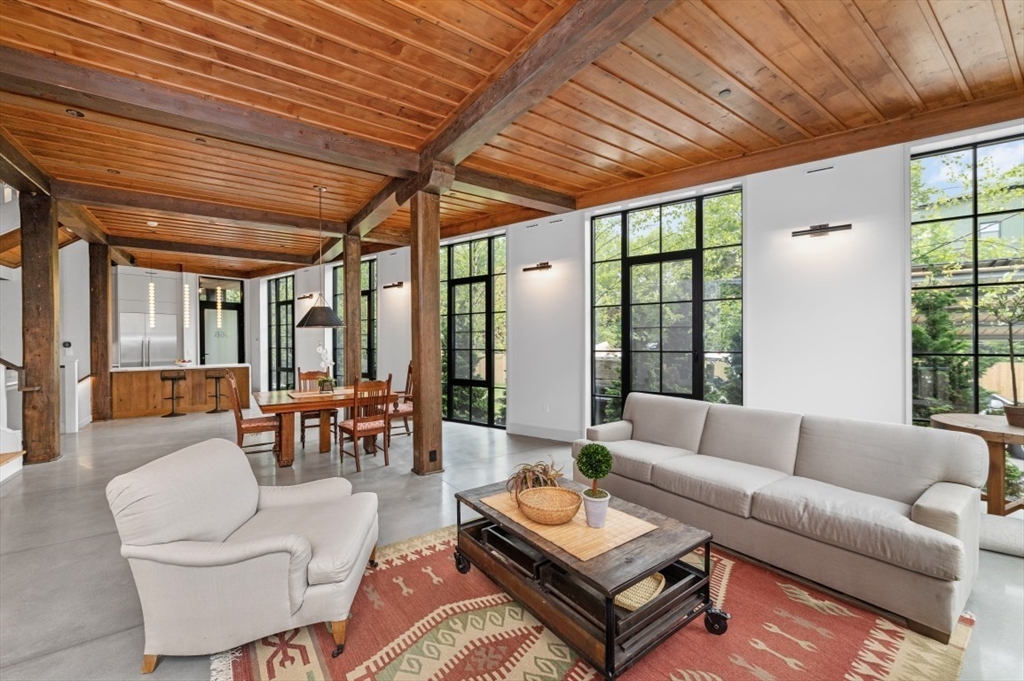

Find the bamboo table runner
[[481, 492, 657, 561]]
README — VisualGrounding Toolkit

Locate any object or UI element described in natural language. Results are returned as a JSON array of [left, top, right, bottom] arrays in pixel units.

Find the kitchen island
[[110, 363, 250, 418]]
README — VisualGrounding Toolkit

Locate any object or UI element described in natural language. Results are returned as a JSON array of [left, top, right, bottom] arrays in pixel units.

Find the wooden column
[[410, 191, 443, 475], [89, 243, 112, 421], [20, 192, 60, 463], [342, 234, 362, 386]]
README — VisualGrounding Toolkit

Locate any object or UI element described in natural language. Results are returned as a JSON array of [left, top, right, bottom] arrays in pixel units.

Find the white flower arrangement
[[316, 343, 334, 373]]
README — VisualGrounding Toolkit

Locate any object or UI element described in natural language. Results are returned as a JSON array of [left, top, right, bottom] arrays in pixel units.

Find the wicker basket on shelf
[[614, 573, 666, 612], [516, 487, 582, 525]]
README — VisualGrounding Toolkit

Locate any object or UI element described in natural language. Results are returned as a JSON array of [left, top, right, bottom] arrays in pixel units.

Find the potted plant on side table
[[577, 443, 613, 528], [979, 281, 1024, 427]]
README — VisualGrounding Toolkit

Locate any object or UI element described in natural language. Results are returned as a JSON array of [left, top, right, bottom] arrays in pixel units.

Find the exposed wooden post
[[89, 243, 112, 421], [343, 234, 362, 385], [410, 191, 443, 475], [20, 191, 60, 463]]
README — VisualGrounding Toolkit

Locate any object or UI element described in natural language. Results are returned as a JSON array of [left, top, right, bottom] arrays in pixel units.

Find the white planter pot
[[582, 491, 610, 528]]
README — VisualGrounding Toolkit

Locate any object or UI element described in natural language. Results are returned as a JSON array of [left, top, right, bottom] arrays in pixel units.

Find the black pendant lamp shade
[[296, 185, 345, 328], [297, 295, 343, 328]]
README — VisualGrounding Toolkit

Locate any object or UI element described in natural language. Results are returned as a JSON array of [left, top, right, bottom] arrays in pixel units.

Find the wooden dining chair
[[297, 368, 339, 448], [337, 374, 392, 473], [225, 373, 280, 454], [390, 361, 414, 439]]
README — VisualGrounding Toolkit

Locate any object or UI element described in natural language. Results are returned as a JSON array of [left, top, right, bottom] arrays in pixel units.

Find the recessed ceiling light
[[718, 88, 732, 98], [146, 220, 159, 227], [107, 169, 121, 174], [65, 109, 84, 118]]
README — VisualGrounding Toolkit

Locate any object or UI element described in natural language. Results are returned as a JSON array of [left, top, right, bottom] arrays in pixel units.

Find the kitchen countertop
[[110, 363, 250, 373]]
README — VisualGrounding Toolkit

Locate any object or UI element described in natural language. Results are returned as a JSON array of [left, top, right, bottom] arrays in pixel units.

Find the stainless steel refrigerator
[[118, 312, 179, 367]]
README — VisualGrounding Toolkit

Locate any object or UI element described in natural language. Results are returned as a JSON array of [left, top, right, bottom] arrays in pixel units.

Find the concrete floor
[[0, 413, 1021, 681]]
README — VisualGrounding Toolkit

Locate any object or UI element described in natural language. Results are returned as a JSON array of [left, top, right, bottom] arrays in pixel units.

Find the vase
[[582, 490, 610, 528], [1005, 405, 1024, 428]]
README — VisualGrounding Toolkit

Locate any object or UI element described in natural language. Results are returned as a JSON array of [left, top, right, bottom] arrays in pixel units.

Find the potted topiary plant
[[317, 376, 335, 393], [979, 280, 1024, 427], [576, 443, 613, 528]]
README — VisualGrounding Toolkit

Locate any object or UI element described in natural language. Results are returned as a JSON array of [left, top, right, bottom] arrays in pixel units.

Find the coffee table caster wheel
[[454, 550, 471, 574], [705, 607, 731, 635], [331, 645, 344, 658]]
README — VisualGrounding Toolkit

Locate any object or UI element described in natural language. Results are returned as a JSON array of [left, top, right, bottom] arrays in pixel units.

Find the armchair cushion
[[106, 438, 258, 546], [229, 492, 378, 586]]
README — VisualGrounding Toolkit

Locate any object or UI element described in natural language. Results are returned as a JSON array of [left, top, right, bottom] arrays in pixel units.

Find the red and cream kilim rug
[[211, 526, 973, 681]]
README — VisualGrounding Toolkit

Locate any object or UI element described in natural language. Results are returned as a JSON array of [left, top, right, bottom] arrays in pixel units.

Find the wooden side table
[[931, 413, 1024, 516]]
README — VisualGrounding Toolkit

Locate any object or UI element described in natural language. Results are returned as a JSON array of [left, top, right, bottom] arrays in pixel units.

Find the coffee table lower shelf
[[454, 518, 727, 680]]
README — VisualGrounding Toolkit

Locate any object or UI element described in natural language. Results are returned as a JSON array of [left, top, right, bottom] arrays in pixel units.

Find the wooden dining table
[[931, 412, 1024, 516], [252, 387, 395, 467]]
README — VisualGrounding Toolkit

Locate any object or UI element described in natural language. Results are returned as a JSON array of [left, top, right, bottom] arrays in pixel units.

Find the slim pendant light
[[297, 185, 345, 328]]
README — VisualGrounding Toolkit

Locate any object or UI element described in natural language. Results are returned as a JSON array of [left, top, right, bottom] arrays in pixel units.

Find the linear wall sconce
[[523, 261, 552, 272], [791, 223, 852, 238], [383, 281, 404, 290], [297, 292, 315, 300]]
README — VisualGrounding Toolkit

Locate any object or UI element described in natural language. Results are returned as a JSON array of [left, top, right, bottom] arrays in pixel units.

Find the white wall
[[506, 214, 588, 441], [376, 248, 411, 386], [743, 145, 909, 423], [58, 240, 91, 380]]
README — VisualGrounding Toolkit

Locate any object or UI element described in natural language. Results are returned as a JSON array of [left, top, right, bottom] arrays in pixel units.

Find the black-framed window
[[591, 190, 743, 425], [198, 277, 244, 365], [267, 275, 294, 390], [332, 259, 376, 382], [910, 135, 1023, 425], [441, 234, 506, 427]]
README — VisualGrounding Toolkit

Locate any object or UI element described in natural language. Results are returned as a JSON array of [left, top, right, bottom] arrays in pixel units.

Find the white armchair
[[106, 438, 378, 673]]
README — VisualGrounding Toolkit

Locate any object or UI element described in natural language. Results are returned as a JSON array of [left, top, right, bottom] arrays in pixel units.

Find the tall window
[[267, 275, 294, 390], [910, 136, 1023, 424], [332, 259, 377, 382], [591, 191, 743, 424], [441, 234, 507, 427]]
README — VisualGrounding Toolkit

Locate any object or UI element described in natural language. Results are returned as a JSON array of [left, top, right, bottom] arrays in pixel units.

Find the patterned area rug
[[211, 526, 973, 681]]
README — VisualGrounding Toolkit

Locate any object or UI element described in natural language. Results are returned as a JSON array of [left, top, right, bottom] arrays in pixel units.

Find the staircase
[[0, 364, 25, 484]]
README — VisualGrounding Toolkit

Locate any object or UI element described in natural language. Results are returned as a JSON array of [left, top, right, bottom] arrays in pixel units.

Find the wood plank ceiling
[[0, 0, 1021, 277]]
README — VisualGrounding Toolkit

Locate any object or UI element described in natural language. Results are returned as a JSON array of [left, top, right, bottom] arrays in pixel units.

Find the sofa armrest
[[258, 477, 353, 510], [585, 420, 633, 442], [912, 482, 979, 541], [122, 535, 312, 613]]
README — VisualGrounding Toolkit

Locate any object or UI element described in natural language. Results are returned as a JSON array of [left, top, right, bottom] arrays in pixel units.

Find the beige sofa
[[572, 393, 987, 642]]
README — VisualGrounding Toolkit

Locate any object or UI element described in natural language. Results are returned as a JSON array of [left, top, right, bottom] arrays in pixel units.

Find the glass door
[[627, 257, 696, 398], [447, 276, 491, 424]]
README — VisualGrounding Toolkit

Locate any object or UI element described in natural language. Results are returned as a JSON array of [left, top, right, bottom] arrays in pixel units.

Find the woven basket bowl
[[517, 487, 582, 525]]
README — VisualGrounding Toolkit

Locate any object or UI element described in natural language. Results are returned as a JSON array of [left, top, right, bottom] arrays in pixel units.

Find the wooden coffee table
[[454, 481, 730, 680]]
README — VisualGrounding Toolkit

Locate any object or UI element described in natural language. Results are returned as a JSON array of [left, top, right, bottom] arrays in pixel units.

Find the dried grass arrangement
[[506, 458, 564, 503]]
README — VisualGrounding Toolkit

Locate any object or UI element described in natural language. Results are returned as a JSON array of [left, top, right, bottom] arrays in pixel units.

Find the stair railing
[[0, 358, 40, 392]]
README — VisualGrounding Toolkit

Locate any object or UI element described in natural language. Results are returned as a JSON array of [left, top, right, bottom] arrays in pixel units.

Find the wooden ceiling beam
[[50, 181, 348, 237], [578, 91, 1024, 209], [422, 0, 674, 166], [57, 203, 135, 266], [441, 207, 550, 240], [341, 0, 665, 244], [245, 263, 303, 280], [452, 166, 576, 213], [0, 46, 420, 178], [107, 235, 314, 265], [0, 128, 50, 194]]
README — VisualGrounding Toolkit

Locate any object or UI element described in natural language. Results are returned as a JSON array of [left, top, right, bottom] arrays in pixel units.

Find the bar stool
[[160, 370, 187, 418], [206, 369, 230, 414]]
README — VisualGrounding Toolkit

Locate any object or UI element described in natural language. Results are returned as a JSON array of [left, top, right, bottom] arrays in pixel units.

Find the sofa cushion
[[795, 415, 988, 505], [698, 404, 802, 474], [623, 393, 710, 451], [602, 440, 692, 484], [229, 492, 378, 585], [651, 456, 789, 518], [106, 438, 259, 546], [751, 477, 963, 580]]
